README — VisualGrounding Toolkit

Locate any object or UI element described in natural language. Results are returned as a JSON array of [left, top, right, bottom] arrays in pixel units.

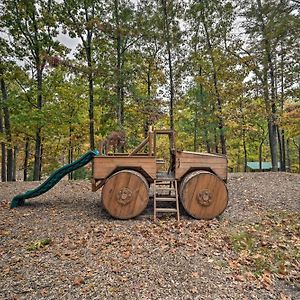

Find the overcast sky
[[56, 32, 81, 57]]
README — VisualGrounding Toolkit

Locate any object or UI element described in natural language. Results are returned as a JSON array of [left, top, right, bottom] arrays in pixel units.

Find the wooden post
[[148, 126, 154, 156]]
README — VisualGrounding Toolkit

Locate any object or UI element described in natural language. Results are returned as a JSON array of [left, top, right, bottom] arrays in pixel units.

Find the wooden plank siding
[[175, 151, 227, 181], [93, 156, 157, 181]]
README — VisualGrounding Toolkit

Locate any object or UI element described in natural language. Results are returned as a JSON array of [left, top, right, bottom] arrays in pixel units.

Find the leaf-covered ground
[[0, 172, 299, 300]]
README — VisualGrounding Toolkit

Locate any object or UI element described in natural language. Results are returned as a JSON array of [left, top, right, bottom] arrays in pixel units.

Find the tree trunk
[[144, 65, 152, 139], [193, 97, 199, 152], [0, 76, 13, 181], [39, 143, 43, 179], [205, 128, 211, 153], [201, 10, 226, 155], [243, 129, 247, 172], [286, 138, 291, 172], [68, 124, 73, 180], [261, 65, 277, 172], [162, 0, 175, 131], [237, 146, 240, 172], [194, 68, 204, 152], [276, 125, 283, 170], [120, 84, 125, 126], [114, 0, 124, 130], [268, 120, 277, 171], [33, 67, 43, 181], [193, 121, 198, 152], [87, 59, 94, 150], [23, 137, 29, 181], [68, 147, 74, 180], [86, 25, 95, 150], [259, 138, 264, 171], [33, 127, 42, 180], [281, 129, 286, 171], [280, 42, 286, 171], [293, 138, 300, 173], [12, 145, 17, 181], [256, 0, 277, 171], [6, 146, 13, 182], [214, 128, 219, 153], [0, 107, 6, 182]]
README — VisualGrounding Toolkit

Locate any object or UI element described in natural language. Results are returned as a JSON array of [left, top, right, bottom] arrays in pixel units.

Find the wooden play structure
[[92, 127, 228, 221]]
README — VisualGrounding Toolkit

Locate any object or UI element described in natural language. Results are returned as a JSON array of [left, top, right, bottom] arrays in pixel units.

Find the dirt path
[[0, 172, 299, 300]]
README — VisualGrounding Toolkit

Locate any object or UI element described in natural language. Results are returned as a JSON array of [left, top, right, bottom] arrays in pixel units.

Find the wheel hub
[[117, 187, 133, 205], [197, 189, 212, 206]]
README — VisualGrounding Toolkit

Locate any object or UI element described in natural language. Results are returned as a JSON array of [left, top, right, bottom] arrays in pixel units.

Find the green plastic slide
[[11, 150, 99, 208]]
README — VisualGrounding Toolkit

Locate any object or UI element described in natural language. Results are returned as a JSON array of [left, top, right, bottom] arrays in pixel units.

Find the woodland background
[[0, 0, 299, 182]]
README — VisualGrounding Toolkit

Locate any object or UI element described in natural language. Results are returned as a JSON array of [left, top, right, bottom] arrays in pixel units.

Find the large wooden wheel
[[101, 169, 149, 219], [179, 170, 228, 220]]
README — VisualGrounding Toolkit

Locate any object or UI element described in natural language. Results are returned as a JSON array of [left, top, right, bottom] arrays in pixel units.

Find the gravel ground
[[0, 172, 299, 300]]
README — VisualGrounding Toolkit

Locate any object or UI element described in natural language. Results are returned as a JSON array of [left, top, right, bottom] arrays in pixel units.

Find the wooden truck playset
[[11, 127, 228, 221]]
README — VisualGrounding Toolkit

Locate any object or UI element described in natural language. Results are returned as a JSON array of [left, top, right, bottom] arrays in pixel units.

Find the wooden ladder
[[153, 177, 180, 222]]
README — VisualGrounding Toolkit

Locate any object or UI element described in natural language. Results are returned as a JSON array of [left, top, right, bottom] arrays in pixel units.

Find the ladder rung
[[156, 193, 175, 197], [155, 182, 173, 186], [156, 208, 178, 213], [156, 197, 176, 202], [156, 187, 175, 191], [156, 179, 175, 182], [154, 178, 180, 221]]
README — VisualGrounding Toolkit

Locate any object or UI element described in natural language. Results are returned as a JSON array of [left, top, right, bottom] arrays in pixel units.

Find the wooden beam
[[154, 129, 174, 134], [129, 136, 149, 156], [91, 178, 105, 192]]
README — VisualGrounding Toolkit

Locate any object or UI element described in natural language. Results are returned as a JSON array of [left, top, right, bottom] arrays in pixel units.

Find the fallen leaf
[[122, 251, 131, 259], [279, 292, 290, 300], [40, 288, 48, 296], [261, 271, 272, 290], [235, 275, 245, 282], [73, 277, 85, 286], [244, 271, 256, 281], [278, 264, 287, 275], [228, 260, 238, 269]]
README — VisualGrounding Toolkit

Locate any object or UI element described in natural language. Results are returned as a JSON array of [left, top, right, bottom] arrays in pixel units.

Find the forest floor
[[0, 172, 299, 300]]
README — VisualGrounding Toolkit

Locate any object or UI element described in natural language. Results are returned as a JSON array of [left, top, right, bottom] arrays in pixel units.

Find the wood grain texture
[[175, 151, 227, 181], [179, 170, 228, 219], [93, 156, 156, 180], [101, 170, 149, 219]]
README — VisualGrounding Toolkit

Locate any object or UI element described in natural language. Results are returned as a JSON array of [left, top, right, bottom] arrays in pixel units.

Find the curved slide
[[11, 150, 99, 208]]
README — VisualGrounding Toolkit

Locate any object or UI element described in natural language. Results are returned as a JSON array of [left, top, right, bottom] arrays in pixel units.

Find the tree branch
[[14, 78, 38, 108]]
